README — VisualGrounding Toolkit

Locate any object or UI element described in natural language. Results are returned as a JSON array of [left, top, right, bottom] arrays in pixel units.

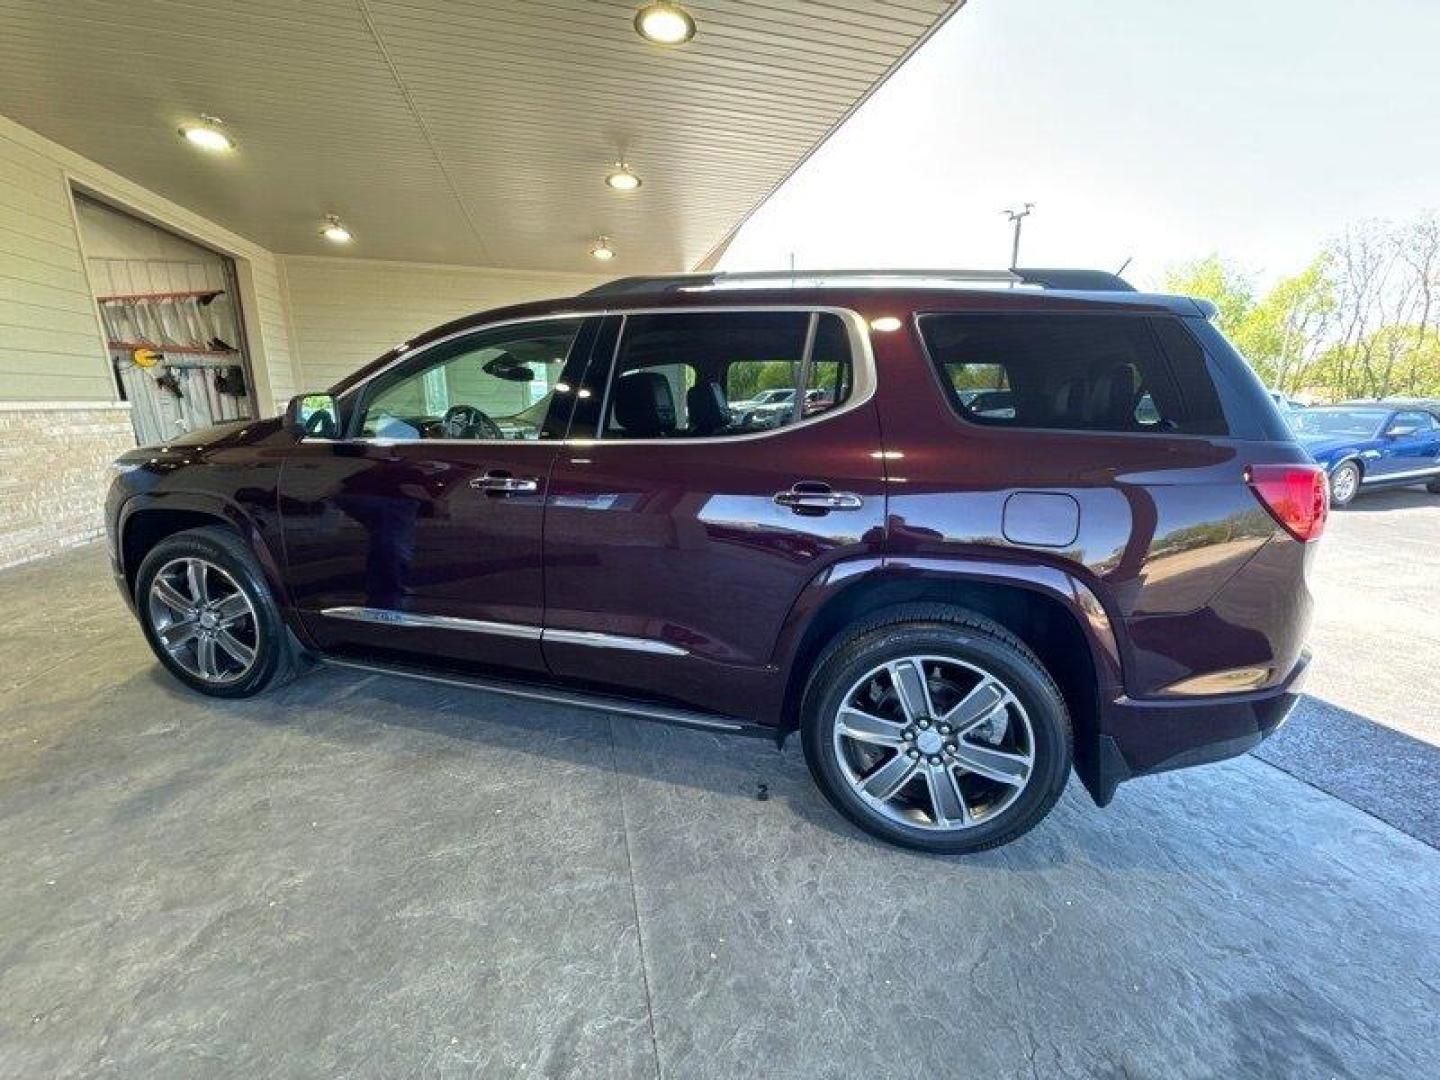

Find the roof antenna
[[1116, 256, 1133, 277], [788, 251, 796, 287]]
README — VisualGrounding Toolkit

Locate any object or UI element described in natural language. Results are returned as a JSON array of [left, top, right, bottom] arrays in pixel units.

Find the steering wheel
[[441, 403, 503, 440]]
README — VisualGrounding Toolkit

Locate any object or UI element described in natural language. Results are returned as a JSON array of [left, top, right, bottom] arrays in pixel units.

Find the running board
[[323, 658, 772, 738]]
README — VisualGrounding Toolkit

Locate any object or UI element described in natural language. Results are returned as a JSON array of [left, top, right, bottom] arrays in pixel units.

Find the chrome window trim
[[319, 606, 688, 656], [302, 305, 876, 448], [573, 305, 874, 447]]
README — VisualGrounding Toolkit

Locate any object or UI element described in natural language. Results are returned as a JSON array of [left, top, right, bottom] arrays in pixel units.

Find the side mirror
[[285, 392, 340, 438]]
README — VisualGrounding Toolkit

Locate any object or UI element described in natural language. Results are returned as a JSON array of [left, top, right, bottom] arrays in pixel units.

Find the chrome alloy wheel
[[832, 656, 1035, 831], [147, 557, 259, 685], [1331, 463, 1359, 504]]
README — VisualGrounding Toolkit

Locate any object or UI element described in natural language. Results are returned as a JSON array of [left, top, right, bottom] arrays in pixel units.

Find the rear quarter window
[[918, 312, 1229, 437]]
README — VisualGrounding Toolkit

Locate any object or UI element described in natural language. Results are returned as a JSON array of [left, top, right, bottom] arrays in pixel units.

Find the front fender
[[116, 490, 298, 635]]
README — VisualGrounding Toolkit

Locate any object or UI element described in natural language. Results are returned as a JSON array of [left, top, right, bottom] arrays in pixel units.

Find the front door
[[541, 309, 887, 721], [278, 316, 594, 676], [1373, 409, 1440, 482]]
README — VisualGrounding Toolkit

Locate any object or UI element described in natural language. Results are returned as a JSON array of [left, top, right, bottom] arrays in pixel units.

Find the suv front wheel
[[135, 526, 300, 698], [801, 608, 1072, 853]]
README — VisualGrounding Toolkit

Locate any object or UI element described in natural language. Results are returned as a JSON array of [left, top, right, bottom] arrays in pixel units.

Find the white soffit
[[0, 0, 961, 272]]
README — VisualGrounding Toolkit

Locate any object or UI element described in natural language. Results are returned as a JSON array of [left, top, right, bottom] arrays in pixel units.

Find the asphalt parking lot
[[2, 492, 1438, 1079]]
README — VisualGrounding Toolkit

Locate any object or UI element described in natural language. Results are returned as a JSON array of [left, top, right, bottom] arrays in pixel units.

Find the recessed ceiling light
[[178, 115, 235, 152], [605, 163, 642, 191], [590, 236, 616, 261], [634, 3, 696, 45], [321, 214, 353, 243]]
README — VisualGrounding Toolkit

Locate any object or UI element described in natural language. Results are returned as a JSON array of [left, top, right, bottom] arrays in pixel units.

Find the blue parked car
[[1289, 403, 1440, 506]]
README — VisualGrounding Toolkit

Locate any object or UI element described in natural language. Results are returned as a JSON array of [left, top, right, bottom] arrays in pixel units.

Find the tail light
[[1245, 463, 1328, 543]]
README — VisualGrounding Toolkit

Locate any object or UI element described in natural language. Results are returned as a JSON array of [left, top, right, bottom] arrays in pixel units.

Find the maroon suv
[[106, 269, 1325, 852]]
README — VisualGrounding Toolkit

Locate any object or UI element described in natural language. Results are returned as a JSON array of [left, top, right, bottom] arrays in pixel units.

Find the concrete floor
[[2, 498, 1439, 1079]]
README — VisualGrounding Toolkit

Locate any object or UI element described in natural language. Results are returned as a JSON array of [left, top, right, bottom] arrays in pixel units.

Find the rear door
[[278, 316, 595, 676], [541, 308, 887, 721]]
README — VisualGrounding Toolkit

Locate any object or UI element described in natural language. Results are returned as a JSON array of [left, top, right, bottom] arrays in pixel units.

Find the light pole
[[1003, 203, 1035, 269]]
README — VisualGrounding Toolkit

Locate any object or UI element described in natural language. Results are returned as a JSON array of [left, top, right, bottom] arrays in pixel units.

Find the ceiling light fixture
[[178, 115, 235, 152], [634, 3, 696, 45], [320, 214, 353, 243], [605, 163, 642, 191], [870, 316, 903, 332], [590, 236, 617, 261]]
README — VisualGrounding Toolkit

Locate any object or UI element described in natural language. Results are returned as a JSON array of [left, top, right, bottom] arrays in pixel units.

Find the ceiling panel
[[0, 0, 959, 272]]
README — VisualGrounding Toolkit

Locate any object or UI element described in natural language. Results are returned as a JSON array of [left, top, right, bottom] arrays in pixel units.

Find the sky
[[720, 0, 1440, 291]]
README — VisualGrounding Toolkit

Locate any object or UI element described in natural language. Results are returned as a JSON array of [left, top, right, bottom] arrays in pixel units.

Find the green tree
[[1162, 255, 1255, 332], [1244, 258, 1336, 393], [1162, 254, 1334, 393]]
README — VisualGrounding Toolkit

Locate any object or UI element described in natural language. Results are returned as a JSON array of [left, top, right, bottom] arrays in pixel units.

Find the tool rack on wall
[[98, 288, 251, 443]]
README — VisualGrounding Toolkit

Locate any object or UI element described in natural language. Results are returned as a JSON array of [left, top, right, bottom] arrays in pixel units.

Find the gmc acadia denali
[[106, 269, 1324, 852]]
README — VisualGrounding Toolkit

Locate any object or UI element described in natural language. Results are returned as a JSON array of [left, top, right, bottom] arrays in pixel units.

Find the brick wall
[[0, 402, 135, 570]]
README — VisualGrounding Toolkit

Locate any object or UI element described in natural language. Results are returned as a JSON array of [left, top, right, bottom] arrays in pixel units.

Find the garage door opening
[[74, 193, 255, 445]]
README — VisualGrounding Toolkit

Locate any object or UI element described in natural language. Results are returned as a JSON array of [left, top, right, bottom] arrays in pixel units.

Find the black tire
[[800, 605, 1072, 854], [1427, 478, 1440, 494], [134, 526, 301, 698], [1329, 460, 1361, 508]]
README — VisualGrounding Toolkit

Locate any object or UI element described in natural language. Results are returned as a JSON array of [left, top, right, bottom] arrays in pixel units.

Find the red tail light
[[1245, 463, 1328, 543]]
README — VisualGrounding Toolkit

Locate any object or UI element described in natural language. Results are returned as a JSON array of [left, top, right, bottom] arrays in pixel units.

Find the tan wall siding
[[0, 113, 295, 413], [0, 402, 134, 568], [251, 256, 295, 406], [280, 256, 605, 389], [0, 124, 113, 402], [0, 113, 300, 569]]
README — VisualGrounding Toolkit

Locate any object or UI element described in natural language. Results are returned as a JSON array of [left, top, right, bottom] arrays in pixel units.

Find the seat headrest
[[613, 371, 676, 437], [1087, 363, 1141, 427], [686, 381, 728, 436], [1051, 376, 1087, 425]]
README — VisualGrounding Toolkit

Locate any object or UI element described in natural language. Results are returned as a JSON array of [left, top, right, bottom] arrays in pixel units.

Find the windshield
[[1290, 408, 1387, 439]]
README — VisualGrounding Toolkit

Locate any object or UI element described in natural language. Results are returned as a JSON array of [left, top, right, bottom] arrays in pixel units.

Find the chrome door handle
[[470, 473, 540, 495], [773, 484, 864, 512]]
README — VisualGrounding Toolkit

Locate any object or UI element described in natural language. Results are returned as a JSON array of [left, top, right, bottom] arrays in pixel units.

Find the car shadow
[[137, 665, 1439, 866], [135, 662, 1115, 870], [1254, 693, 1440, 849], [1337, 484, 1438, 512]]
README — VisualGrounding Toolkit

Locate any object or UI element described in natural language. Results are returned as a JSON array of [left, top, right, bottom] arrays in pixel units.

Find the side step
[[323, 657, 774, 739]]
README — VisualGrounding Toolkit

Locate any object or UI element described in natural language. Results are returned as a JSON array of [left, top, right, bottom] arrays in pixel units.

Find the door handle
[[470, 471, 540, 495], [773, 483, 864, 513]]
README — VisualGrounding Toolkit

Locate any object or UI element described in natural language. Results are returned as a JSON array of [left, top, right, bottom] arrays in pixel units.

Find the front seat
[[613, 371, 677, 437], [686, 380, 729, 436]]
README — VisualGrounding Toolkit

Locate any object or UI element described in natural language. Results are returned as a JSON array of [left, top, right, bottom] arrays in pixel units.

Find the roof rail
[[581, 266, 1135, 297], [1012, 267, 1136, 292]]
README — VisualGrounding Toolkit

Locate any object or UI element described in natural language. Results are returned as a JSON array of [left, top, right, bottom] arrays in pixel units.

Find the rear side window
[[598, 311, 854, 440], [918, 313, 1228, 436]]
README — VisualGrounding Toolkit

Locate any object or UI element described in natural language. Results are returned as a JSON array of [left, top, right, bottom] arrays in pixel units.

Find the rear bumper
[[1085, 649, 1310, 806]]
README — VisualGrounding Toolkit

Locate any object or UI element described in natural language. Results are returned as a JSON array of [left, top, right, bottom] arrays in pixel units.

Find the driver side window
[[358, 319, 583, 441], [1389, 411, 1434, 435]]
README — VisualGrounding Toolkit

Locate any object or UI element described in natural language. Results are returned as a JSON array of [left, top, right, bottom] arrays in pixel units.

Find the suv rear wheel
[[801, 608, 1072, 853], [135, 526, 300, 698]]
